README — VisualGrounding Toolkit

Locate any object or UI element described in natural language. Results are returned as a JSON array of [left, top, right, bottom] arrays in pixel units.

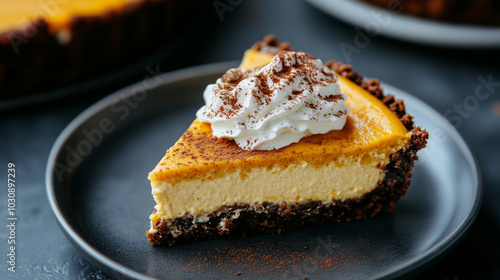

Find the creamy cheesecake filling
[[148, 147, 404, 233]]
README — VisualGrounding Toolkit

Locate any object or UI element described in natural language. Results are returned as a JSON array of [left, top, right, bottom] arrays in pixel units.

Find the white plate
[[306, 0, 500, 48]]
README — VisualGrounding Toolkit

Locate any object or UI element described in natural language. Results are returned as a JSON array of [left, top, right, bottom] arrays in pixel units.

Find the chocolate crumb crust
[[147, 35, 429, 246]]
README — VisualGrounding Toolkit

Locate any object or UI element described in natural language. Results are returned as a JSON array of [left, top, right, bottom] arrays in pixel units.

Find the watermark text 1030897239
[[6, 163, 17, 273]]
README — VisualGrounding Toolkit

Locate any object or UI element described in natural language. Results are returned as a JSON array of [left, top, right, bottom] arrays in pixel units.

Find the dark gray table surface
[[1, 1, 499, 279]]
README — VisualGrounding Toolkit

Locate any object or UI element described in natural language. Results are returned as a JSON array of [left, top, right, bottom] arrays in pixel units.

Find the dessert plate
[[306, 0, 500, 48], [47, 62, 481, 279]]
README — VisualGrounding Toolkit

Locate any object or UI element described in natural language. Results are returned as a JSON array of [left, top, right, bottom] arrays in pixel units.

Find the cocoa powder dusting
[[182, 241, 353, 276], [197, 50, 348, 151], [221, 68, 245, 85], [207, 68, 259, 119], [219, 52, 320, 114], [492, 101, 500, 116], [321, 94, 343, 102]]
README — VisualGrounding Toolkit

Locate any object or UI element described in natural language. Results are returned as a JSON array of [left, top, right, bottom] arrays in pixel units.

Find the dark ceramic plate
[[46, 62, 482, 279]]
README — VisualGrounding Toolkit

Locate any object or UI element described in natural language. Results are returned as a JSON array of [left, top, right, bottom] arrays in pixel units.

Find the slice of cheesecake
[[147, 35, 428, 246]]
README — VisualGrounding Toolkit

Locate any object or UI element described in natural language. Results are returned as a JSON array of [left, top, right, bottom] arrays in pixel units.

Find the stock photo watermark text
[[6, 163, 17, 273]]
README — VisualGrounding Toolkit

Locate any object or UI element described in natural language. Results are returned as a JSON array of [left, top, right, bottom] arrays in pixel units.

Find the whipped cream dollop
[[196, 51, 349, 151]]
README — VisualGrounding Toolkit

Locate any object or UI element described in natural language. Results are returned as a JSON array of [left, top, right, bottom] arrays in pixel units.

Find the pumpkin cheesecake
[[0, 0, 209, 99], [147, 35, 428, 246]]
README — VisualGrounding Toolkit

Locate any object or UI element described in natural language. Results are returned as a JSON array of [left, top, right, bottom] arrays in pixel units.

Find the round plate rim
[[46, 61, 482, 279], [306, 0, 500, 48], [46, 61, 237, 280], [371, 83, 483, 279]]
